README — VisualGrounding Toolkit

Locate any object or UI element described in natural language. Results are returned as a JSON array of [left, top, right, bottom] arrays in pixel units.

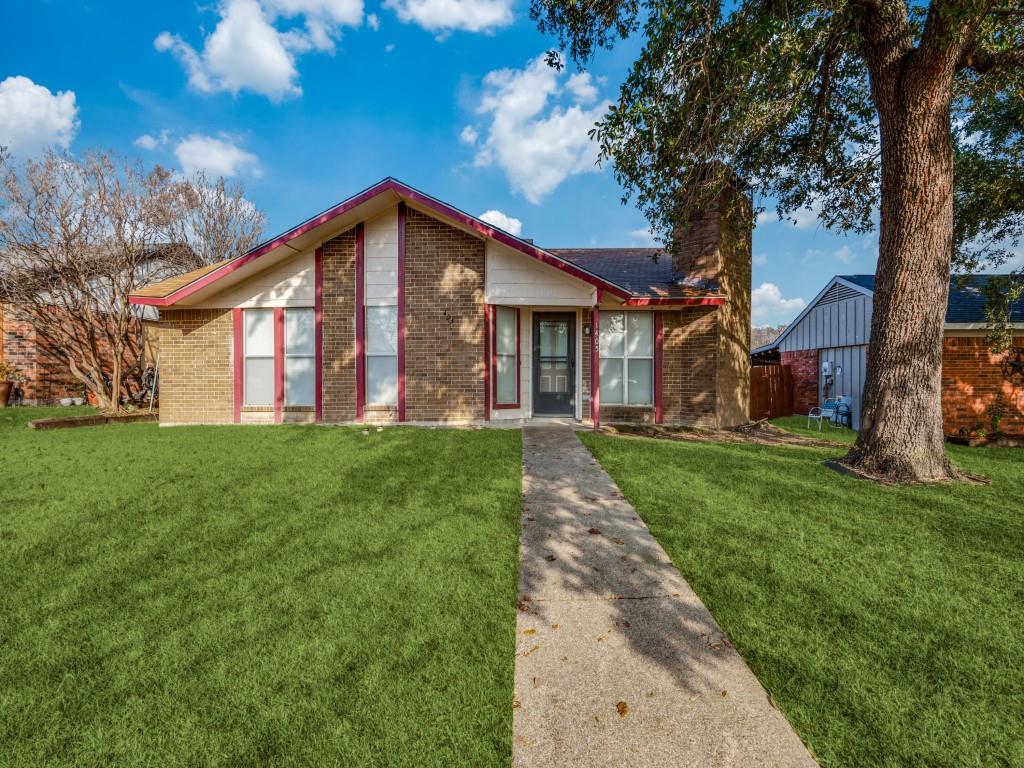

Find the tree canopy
[[532, 0, 1024, 272]]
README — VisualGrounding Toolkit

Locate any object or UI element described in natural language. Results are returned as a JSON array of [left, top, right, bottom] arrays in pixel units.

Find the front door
[[533, 313, 575, 416]]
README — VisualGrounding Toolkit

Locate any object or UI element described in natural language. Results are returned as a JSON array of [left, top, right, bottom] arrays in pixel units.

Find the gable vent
[[818, 282, 862, 306]]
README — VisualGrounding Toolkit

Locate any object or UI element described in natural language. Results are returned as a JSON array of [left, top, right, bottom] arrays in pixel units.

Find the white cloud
[[384, 43, 396, 52], [174, 134, 262, 178], [367, 11, 380, 28], [629, 227, 657, 246], [565, 72, 598, 103], [156, 0, 363, 101], [833, 244, 855, 264], [752, 282, 805, 325], [753, 252, 768, 266], [756, 210, 776, 226], [468, 54, 611, 204], [134, 130, 170, 151], [478, 209, 522, 236], [0, 76, 79, 157], [756, 203, 820, 229], [384, 0, 512, 34], [459, 125, 479, 145]]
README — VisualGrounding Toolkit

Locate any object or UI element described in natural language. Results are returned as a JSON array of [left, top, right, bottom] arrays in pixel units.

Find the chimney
[[672, 169, 753, 427]]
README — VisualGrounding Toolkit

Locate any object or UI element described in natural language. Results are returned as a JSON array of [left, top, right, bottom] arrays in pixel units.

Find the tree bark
[[842, 71, 958, 482]]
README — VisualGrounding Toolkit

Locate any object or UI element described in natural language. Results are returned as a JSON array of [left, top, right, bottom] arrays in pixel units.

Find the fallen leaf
[[544, 554, 557, 562], [616, 701, 629, 718], [523, 628, 537, 636], [532, 676, 540, 689], [526, 516, 536, 522], [721, 690, 728, 698], [522, 645, 541, 657], [551, 624, 560, 630], [615, 620, 631, 629], [613, 538, 625, 545], [513, 695, 522, 709], [517, 600, 531, 613], [596, 631, 609, 642], [588, 527, 603, 535]]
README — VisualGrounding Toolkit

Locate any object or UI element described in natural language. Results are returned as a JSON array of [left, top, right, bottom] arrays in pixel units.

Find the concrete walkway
[[513, 426, 817, 767]]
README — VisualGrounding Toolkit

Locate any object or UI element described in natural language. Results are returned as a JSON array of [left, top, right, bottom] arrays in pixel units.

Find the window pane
[[627, 359, 653, 404], [366, 355, 398, 405], [245, 358, 274, 406], [286, 309, 315, 356], [366, 306, 397, 355], [539, 320, 568, 358], [285, 357, 314, 406], [599, 312, 625, 357], [626, 312, 653, 357], [599, 358, 624, 404], [495, 307, 517, 355], [496, 355, 517, 404], [245, 310, 274, 357]]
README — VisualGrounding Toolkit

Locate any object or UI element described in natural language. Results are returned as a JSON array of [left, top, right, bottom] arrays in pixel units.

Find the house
[[129, 178, 752, 428], [752, 274, 1024, 435]]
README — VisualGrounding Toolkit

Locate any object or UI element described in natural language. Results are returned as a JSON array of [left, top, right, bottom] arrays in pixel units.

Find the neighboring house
[[752, 274, 1024, 434], [129, 178, 752, 428]]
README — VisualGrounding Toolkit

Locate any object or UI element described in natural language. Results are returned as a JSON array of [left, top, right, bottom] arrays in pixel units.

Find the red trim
[[624, 296, 724, 306], [491, 306, 521, 409], [129, 178, 637, 307], [355, 223, 365, 422], [273, 307, 284, 424], [591, 304, 600, 429], [483, 304, 491, 419], [314, 247, 324, 423], [232, 308, 243, 424], [654, 312, 664, 424], [397, 203, 407, 422]]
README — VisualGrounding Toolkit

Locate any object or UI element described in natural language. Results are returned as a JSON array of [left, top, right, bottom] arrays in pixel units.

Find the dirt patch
[[603, 420, 848, 449], [28, 412, 158, 430]]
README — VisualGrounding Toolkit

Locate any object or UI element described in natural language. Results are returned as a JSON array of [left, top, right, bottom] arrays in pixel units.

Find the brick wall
[[942, 335, 1024, 436], [661, 306, 719, 427], [321, 228, 358, 422], [158, 309, 234, 424], [404, 208, 486, 421], [782, 349, 818, 415]]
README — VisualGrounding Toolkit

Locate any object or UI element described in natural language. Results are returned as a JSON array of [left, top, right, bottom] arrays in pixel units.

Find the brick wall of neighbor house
[[404, 208, 486, 421], [942, 334, 1024, 436], [1, 304, 85, 403], [321, 227, 358, 423], [782, 349, 818, 415], [661, 306, 719, 427], [158, 309, 234, 424]]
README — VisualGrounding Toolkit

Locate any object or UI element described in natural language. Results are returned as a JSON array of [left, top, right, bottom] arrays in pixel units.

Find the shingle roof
[[549, 248, 723, 300], [129, 259, 232, 299], [838, 273, 1024, 324]]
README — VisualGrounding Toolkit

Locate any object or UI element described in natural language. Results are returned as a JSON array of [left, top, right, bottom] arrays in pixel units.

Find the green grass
[[771, 414, 859, 444], [0, 409, 522, 767], [578, 430, 1024, 768]]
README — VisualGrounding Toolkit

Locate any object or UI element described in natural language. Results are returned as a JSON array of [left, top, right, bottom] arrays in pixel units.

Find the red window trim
[[654, 312, 664, 424], [355, 222, 366, 422], [273, 307, 285, 424], [232, 308, 243, 424], [591, 294, 601, 429], [397, 203, 407, 422], [491, 305, 521, 409], [314, 247, 324, 423]]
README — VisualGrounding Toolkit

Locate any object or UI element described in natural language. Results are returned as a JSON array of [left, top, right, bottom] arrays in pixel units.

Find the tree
[[531, 0, 1024, 482], [0, 148, 264, 411]]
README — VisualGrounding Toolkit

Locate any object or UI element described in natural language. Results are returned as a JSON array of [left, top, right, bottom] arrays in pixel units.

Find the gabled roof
[[550, 248, 724, 302], [130, 178, 726, 308], [752, 272, 1024, 353]]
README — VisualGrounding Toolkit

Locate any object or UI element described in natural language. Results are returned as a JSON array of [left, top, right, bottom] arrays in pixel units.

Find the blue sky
[[1, 0, 881, 326]]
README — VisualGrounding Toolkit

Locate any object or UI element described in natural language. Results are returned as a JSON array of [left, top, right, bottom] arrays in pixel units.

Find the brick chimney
[[672, 174, 753, 427]]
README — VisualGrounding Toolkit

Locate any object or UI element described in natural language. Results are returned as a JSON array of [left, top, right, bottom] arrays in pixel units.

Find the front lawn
[[578, 430, 1024, 767], [0, 411, 522, 767]]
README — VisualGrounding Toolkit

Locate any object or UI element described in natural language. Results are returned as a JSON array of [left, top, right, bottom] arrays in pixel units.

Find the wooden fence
[[750, 364, 794, 421]]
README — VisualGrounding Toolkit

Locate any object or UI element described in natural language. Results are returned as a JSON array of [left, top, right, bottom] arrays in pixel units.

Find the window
[[493, 306, 519, 406], [599, 312, 653, 405], [285, 309, 315, 406], [365, 305, 398, 406], [244, 309, 275, 406]]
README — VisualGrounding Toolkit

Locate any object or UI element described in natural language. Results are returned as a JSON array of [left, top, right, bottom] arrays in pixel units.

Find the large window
[[365, 305, 398, 406], [599, 312, 653, 405], [285, 309, 315, 406], [244, 309, 275, 406], [493, 306, 519, 407]]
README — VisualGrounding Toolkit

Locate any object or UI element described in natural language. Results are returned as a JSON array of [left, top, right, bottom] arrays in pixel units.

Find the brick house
[[129, 178, 751, 428], [752, 274, 1024, 435]]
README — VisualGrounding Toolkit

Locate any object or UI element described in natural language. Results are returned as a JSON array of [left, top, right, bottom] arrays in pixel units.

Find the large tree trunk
[[841, 79, 958, 483]]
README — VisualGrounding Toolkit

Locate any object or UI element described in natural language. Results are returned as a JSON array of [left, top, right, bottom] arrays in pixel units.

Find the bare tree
[[0, 147, 264, 411]]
